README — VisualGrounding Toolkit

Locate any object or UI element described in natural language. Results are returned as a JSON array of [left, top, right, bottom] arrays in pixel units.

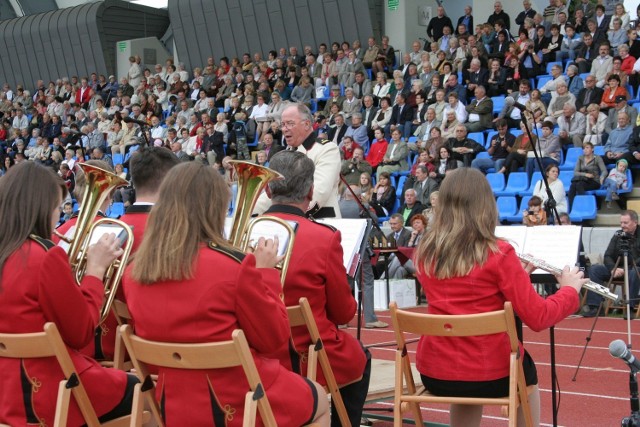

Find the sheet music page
[[495, 226, 528, 253], [317, 218, 368, 271], [521, 225, 581, 269], [496, 225, 581, 274], [246, 219, 297, 256]]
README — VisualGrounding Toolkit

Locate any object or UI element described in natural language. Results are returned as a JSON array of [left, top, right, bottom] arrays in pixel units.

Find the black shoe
[[582, 306, 601, 318]]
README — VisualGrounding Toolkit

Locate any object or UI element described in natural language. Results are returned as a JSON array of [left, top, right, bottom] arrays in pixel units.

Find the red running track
[[346, 311, 639, 426]]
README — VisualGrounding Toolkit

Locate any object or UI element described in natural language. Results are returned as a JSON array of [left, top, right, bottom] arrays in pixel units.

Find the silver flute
[[518, 253, 620, 302]]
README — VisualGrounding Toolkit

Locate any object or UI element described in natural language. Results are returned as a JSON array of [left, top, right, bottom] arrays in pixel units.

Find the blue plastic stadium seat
[[560, 147, 583, 171], [506, 196, 532, 223], [486, 173, 505, 194], [491, 96, 505, 115], [495, 172, 529, 197], [593, 145, 605, 156], [112, 153, 124, 166], [520, 171, 542, 196], [569, 195, 597, 222], [497, 196, 518, 222], [467, 132, 485, 146], [395, 175, 406, 197], [536, 75, 552, 90], [485, 131, 498, 148], [558, 170, 573, 193], [475, 151, 491, 160], [107, 202, 125, 218]]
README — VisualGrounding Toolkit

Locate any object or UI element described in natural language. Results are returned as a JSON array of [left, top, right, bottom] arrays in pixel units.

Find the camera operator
[[340, 145, 372, 185], [583, 210, 640, 318]]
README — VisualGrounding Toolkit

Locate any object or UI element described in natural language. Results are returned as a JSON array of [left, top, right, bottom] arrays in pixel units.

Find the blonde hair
[[416, 168, 499, 279], [131, 162, 231, 283]]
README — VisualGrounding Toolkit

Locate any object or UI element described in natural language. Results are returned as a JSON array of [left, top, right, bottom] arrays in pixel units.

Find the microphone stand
[[520, 109, 561, 427]]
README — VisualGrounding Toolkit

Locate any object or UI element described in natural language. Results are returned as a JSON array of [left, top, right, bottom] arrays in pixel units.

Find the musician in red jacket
[[414, 168, 587, 426], [123, 162, 329, 426], [0, 162, 137, 426], [52, 159, 118, 361], [264, 150, 370, 427], [119, 146, 179, 252]]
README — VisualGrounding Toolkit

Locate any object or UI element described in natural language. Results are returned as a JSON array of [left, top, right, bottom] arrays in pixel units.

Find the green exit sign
[[388, 0, 398, 10], [118, 41, 127, 52]]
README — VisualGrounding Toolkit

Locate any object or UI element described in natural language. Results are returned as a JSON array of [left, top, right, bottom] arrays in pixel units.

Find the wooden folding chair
[[111, 299, 134, 371], [287, 297, 351, 427], [119, 325, 278, 427], [389, 301, 533, 427], [0, 322, 147, 427]]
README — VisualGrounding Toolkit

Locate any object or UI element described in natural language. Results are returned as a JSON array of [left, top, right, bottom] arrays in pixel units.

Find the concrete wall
[[168, 0, 374, 74], [383, 0, 552, 56]]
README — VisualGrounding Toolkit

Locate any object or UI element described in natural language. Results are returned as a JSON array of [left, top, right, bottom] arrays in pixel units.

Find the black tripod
[[574, 240, 640, 379]]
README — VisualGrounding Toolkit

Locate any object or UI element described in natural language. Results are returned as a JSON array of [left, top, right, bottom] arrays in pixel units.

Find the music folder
[[316, 218, 369, 275]]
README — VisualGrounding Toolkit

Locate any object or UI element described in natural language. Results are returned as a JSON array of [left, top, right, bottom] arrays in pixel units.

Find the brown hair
[[416, 168, 498, 279], [131, 162, 231, 283], [0, 162, 67, 284]]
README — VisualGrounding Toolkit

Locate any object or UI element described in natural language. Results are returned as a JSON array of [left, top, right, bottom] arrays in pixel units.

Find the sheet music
[[246, 219, 297, 257], [496, 225, 582, 273], [317, 218, 368, 271]]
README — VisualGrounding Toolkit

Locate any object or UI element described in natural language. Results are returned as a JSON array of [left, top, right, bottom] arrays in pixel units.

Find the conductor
[[255, 103, 342, 218]]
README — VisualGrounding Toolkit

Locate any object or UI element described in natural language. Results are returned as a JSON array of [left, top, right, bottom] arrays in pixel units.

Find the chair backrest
[[467, 132, 485, 146], [505, 172, 529, 191], [120, 326, 277, 426], [496, 196, 518, 218], [558, 170, 573, 193], [389, 301, 532, 426], [486, 173, 505, 192], [286, 298, 350, 426], [0, 323, 102, 426], [391, 301, 518, 353]]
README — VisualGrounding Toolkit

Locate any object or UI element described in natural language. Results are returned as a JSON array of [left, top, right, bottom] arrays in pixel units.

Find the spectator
[[427, 6, 454, 43], [446, 124, 485, 167], [567, 141, 607, 206], [526, 120, 561, 177], [583, 103, 608, 146], [604, 112, 633, 165], [557, 103, 587, 148], [471, 119, 514, 173], [464, 86, 493, 132]]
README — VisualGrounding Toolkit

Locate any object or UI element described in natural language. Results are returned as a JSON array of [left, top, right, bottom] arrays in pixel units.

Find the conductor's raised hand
[[85, 233, 124, 279], [556, 265, 589, 293], [251, 236, 284, 269]]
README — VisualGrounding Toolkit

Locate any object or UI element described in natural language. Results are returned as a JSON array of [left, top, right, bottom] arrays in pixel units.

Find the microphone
[[62, 127, 86, 136], [609, 339, 640, 371], [505, 96, 529, 112], [122, 116, 148, 127]]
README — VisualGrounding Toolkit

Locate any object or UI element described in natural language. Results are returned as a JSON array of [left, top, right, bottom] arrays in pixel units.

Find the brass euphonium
[[228, 160, 297, 283], [58, 163, 134, 323]]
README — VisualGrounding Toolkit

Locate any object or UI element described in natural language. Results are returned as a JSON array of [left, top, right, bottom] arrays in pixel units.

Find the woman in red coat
[[0, 162, 136, 426], [414, 167, 587, 427], [124, 162, 329, 426]]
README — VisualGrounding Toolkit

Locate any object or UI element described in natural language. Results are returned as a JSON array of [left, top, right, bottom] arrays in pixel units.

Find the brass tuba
[[227, 160, 297, 283], [58, 163, 134, 323]]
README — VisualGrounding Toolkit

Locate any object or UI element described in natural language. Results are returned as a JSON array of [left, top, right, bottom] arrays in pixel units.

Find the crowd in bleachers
[[1, 0, 640, 225]]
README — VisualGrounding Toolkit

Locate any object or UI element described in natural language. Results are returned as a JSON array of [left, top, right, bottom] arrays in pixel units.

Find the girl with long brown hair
[[125, 162, 329, 426], [0, 162, 135, 425], [414, 167, 587, 426]]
